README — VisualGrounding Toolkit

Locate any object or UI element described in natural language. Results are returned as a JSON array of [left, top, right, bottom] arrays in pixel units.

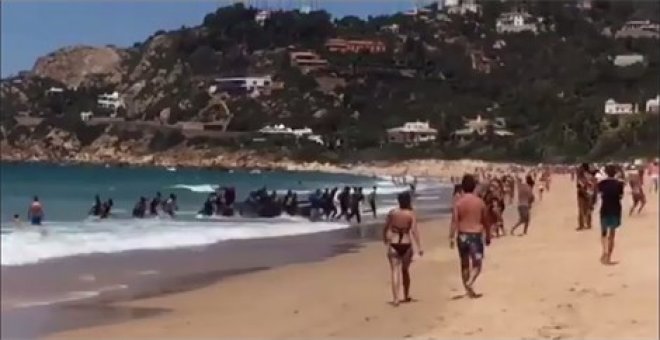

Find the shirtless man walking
[[628, 169, 645, 215], [450, 174, 490, 298]]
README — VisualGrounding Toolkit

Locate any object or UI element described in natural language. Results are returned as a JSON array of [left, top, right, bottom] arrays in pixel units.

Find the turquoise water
[[0, 163, 379, 222], [1, 162, 431, 266]]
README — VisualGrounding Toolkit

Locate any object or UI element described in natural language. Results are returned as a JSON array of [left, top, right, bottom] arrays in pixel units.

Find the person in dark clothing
[[597, 165, 624, 265], [368, 186, 377, 219], [100, 199, 113, 219], [132, 197, 147, 218], [150, 192, 162, 216], [214, 193, 225, 214], [283, 190, 298, 215], [225, 187, 236, 207], [163, 194, 178, 217], [309, 189, 323, 220], [337, 187, 351, 220], [90, 195, 102, 216], [199, 195, 215, 216], [321, 188, 332, 219], [348, 187, 365, 224]]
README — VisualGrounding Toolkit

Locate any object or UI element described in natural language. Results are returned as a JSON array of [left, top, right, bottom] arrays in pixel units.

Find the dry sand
[[50, 175, 658, 339]]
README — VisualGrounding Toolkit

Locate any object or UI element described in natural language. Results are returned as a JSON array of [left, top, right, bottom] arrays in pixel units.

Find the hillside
[[1, 0, 659, 165]]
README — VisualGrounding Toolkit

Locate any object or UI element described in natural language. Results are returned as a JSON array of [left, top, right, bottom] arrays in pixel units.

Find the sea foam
[[1, 218, 349, 266]]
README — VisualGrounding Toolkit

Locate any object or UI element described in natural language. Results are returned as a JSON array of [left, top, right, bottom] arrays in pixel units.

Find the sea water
[[1, 163, 444, 266]]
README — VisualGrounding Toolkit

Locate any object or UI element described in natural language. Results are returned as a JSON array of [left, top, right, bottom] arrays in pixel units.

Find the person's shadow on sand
[[450, 293, 483, 300]]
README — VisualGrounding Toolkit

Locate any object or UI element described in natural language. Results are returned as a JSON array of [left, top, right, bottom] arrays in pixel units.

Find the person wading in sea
[[368, 186, 377, 219], [382, 191, 423, 306], [27, 196, 44, 226], [450, 174, 490, 298], [597, 165, 624, 265]]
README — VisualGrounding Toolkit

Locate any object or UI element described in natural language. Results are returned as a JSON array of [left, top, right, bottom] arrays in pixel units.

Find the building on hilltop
[[325, 38, 386, 54], [615, 20, 660, 39], [387, 121, 438, 145], [496, 11, 539, 34]]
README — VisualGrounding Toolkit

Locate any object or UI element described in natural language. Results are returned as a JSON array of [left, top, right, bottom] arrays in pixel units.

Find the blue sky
[[1, 0, 430, 77]]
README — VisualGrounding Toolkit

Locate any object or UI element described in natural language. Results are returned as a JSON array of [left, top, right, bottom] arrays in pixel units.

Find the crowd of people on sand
[[381, 158, 658, 306]]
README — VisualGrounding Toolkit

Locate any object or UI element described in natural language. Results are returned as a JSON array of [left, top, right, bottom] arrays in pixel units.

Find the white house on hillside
[[613, 54, 645, 67], [446, 0, 481, 16], [646, 95, 660, 114], [46, 87, 64, 95], [80, 111, 93, 122], [496, 11, 539, 34], [210, 76, 278, 96], [97, 91, 124, 110], [254, 10, 271, 26], [604, 98, 636, 115], [387, 121, 438, 144]]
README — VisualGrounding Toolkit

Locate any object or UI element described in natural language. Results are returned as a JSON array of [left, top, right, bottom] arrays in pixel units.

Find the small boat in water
[[166, 166, 177, 172]]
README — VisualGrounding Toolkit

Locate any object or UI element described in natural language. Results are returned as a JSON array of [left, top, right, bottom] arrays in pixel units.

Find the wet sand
[[46, 175, 658, 339]]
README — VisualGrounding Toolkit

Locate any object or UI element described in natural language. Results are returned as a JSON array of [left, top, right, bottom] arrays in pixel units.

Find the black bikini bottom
[[390, 243, 412, 258]]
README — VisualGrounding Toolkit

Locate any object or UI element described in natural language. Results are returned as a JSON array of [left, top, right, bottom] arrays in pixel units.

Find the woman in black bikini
[[382, 192, 423, 306]]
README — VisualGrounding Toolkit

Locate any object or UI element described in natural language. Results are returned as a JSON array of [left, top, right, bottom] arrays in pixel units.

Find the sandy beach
[[49, 174, 658, 339]]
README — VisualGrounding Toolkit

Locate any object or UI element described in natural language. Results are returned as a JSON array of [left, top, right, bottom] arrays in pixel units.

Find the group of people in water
[[131, 192, 179, 218], [381, 159, 657, 306], [88, 192, 179, 219], [197, 185, 381, 222]]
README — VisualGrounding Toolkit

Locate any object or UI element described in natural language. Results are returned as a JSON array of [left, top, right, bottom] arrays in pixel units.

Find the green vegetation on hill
[[1, 0, 658, 163]]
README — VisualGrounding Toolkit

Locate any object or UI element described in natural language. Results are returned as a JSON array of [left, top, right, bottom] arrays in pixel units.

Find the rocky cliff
[[32, 45, 128, 88]]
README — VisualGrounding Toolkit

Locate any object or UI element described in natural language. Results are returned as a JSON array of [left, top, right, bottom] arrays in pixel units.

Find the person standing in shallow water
[[598, 165, 624, 265], [27, 196, 44, 226], [368, 186, 377, 219], [382, 191, 423, 306], [450, 174, 490, 298]]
